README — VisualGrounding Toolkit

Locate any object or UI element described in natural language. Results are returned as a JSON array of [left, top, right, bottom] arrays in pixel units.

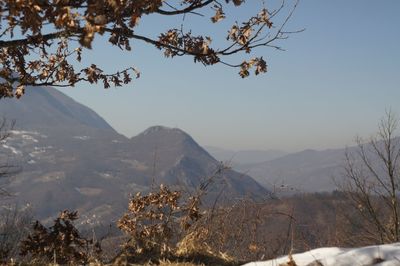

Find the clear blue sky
[[59, 0, 400, 152]]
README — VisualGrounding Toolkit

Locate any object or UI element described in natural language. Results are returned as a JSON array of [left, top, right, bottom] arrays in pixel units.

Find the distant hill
[[0, 87, 268, 225], [237, 148, 346, 192], [205, 146, 287, 165]]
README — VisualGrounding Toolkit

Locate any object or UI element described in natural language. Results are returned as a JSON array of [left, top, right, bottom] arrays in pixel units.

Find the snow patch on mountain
[[73, 135, 90, 140], [1, 144, 22, 155], [21, 134, 38, 143], [10, 130, 40, 136]]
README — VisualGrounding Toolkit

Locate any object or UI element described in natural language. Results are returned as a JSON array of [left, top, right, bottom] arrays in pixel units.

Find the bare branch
[[0, 0, 300, 98], [340, 111, 400, 243]]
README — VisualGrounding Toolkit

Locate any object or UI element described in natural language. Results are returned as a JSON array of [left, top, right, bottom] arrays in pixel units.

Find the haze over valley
[[0, 86, 373, 227]]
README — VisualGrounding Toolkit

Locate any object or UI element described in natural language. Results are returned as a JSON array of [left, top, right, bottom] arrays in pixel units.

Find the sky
[[58, 0, 400, 152]]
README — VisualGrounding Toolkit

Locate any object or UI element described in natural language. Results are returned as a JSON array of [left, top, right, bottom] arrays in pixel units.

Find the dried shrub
[[20, 210, 101, 264], [0, 204, 32, 262], [117, 184, 202, 262], [183, 199, 296, 262], [115, 164, 243, 264]]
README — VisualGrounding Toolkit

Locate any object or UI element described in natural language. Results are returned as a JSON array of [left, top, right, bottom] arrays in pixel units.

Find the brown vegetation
[[1, 189, 396, 265], [20, 210, 101, 264], [0, 0, 300, 99]]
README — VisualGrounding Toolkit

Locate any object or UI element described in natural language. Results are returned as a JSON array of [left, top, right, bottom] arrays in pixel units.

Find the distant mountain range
[[0, 87, 268, 225], [236, 148, 346, 193], [208, 145, 349, 193], [205, 146, 287, 165]]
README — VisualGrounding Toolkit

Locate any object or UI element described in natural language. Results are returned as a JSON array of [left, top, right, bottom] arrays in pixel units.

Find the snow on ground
[[21, 134, 38, 143], [243, 243, 400, 266], [10, 130, 40, 136], [1, 144, 22, 155], [73, 135, 90, 140]]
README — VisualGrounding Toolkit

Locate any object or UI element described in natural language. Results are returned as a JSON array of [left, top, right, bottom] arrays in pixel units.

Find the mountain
[[0, 87, 268, 225], [0, 87, 116, 136], [205, 146, 287, 165], [126, 126, 267, 200], [237, 148, 346, 192]]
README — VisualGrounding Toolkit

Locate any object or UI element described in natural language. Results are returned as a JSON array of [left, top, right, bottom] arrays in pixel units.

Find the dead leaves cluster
[[117, 184, 202, 258], [0, 0, 297, 98]]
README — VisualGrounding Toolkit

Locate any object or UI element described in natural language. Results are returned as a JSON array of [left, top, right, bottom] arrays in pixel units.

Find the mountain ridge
[[0, 87, 269, 225], [205, 146, 287, 165], [237, 147, 348, 192], [0, 87, 117, 134]]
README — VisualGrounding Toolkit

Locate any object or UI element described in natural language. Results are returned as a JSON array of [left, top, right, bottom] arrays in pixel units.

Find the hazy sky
[[58, 0, 400, 152]]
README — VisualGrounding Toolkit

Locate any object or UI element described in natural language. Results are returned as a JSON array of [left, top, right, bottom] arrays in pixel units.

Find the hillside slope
[[0, 87, 268, 225]]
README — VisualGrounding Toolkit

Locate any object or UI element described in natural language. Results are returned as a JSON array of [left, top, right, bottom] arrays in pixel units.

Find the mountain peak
[[0, 86, 116, 134], [139, 126, 187, 137]]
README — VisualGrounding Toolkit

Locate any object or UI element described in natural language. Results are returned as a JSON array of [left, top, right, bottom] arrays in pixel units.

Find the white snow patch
[[98, 172, 113, 179], [2, 144, 22, 155], [29, 146, 53, 158], [73, 135, 90, 140], [243, 243, 400, 266], [10, 130, 40, 136], [21, 134, 38, 143], [27, 159, 36, 164]]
